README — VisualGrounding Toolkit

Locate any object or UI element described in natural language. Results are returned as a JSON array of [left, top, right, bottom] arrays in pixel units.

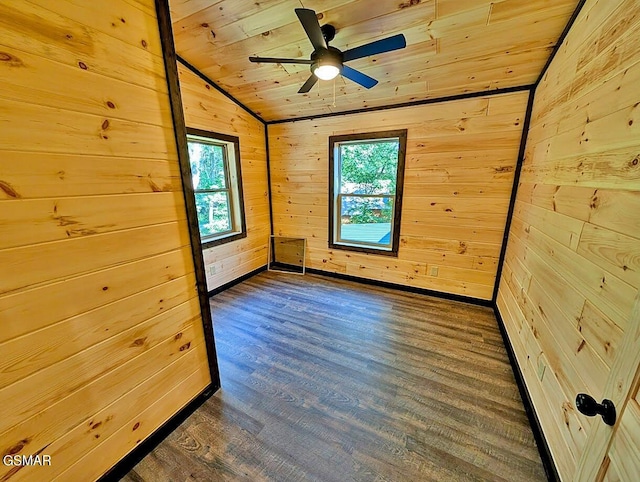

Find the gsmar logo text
[[3, 455, 52, 466]]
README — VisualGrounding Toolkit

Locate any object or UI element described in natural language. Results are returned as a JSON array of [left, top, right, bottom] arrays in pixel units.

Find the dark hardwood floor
[[122, 271, 545, 481]]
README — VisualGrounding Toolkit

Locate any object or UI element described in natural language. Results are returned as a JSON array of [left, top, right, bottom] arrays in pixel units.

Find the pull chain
[[333, 78, 336, 107]]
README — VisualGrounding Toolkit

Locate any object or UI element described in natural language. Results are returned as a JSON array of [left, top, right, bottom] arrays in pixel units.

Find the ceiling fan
[[249, 8, 407, 93]]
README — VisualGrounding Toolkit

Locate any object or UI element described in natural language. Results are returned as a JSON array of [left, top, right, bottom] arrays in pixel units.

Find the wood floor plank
[[124, 271, 545, 481]]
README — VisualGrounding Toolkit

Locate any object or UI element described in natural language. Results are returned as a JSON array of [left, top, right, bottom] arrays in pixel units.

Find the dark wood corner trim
[[265, 124, 274, 237], [267, 84, 534, 125], [97, 384, 217, 481], [208, 265, 267, 297], [492, 306, 560, 482], [155, 0, 220, 387], [328, 129, 407, 258], [306, 268, 493, 307], [492, 88, 535, 304], [534, 0, 588, 89], [176, 55, 266, 125]]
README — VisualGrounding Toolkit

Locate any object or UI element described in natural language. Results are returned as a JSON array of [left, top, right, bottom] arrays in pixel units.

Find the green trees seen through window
[[339, 140, 398, 226], [188, 141, 232, 237]]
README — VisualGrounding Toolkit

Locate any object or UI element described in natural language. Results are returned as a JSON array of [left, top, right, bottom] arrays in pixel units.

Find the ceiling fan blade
[[249, 56, 314, 64], [298, 74, 319, 93], [342, 65, 378, 89], [295, 8, 327, 50], [342, 34, 406, 62]]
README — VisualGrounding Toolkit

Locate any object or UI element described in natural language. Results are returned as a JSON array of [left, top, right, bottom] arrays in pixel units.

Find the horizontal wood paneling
[[0, 97, 178, 158], [0, 1, 167, 91], [0, 221, 191, 296], [0, 247, 195, 341], [0, 2, 210, 481], [0, 45, 172, 126], [0, 152, 183, 200], [171, 0, 578, 121], [0, 276, 197, 389], [0, 329, 207, 482], [0, 297, 200, 435], [496, 0, 640, 479], [269, 91, 528, 300], [178, 63, 270, 292], [53, 342, 210, 481], [0, 192, 188, 250]]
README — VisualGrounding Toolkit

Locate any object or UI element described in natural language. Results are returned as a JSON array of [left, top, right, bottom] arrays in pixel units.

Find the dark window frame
[[186, 127, 247, 249], [328, 129, 408, 257]]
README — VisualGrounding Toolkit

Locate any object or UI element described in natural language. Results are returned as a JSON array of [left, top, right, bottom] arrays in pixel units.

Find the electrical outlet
[[430, 266, 439, 277], [209, 265, 216, 275]]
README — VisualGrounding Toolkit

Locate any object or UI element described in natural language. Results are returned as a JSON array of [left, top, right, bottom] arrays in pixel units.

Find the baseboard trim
[[208, 265, 267, 297], [305, 268, 492, 307], [206, 263, 489, 305], [492, 306, 559, 482], [98, 383, 218, 481]]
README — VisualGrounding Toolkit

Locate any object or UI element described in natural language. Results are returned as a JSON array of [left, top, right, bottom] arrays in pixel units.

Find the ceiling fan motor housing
[[310, 47, 343, 74]]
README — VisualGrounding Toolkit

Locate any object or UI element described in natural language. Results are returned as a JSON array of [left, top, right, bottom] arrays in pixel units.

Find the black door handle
[[575, 393, 616, 426]]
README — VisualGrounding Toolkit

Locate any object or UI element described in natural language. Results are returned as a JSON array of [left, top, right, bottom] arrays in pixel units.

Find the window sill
[[329, 241, 398, 257], [201, 231, 247, 249]]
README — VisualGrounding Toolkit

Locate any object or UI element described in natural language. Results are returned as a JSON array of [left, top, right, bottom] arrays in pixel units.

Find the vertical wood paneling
[[496, 0, 640, 479], [0, 1, 210, 480], [268, 91, 528, 300], [177, 63, 270, 291]]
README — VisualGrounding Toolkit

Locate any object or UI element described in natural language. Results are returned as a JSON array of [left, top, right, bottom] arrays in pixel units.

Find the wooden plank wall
[[0, 1, 210, 480], [178, 64, 270, 291], [496, 0, 640, 479], [268, 91, 528, 300]]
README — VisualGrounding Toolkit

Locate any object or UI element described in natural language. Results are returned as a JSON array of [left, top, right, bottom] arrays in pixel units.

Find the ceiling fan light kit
[[314, 64, 340, 80], [248, 8, 406, 93], [311, 48, 342, 80]]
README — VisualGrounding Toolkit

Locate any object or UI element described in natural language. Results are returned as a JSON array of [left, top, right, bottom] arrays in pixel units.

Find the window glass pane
[[194, 191, 231, 237], [339, 141, 399, 195], [339, 196, 392, 245], [188, 141, 226, 190]]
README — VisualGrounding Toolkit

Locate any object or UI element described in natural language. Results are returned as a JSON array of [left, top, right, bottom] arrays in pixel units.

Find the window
[[329, 129, 407, 256], [186, 128, 246, 248]]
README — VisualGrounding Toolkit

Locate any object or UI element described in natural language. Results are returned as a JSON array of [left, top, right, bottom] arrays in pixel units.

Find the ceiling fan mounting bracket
[[321, 24, 336, 43]]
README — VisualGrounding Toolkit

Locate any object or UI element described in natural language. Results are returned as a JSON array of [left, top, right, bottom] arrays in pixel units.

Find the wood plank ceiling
[[170, 0, 580, 121]]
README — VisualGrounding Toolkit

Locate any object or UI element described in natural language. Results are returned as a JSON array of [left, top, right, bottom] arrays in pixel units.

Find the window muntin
[[186, 128, 246, 248], [329, 130, 407, 255]]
